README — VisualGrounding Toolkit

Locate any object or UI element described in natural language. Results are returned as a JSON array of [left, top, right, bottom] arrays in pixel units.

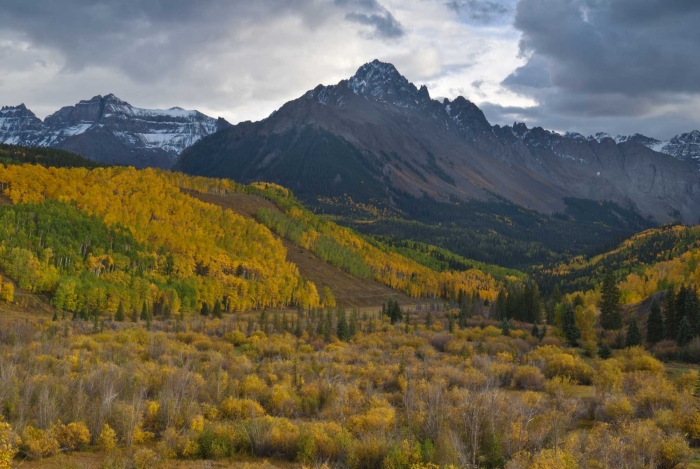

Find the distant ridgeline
[[0, 154, 521, 317]]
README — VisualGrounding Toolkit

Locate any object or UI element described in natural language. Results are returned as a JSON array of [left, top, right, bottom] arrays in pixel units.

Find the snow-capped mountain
[[612, 131, 700, 167], [0, 94, 223, 168]]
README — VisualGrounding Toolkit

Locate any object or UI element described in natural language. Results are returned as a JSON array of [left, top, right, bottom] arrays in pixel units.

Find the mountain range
[[3, 60, 700, 224], [176, 60, 700, 225], [0, 94, 224, 168]]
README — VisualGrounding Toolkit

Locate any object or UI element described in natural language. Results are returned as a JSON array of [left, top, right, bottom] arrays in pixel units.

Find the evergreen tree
[[531, 322, 539, 339], [337, 310, 349, 341], [349, 310, 358, 338], [562, 303, 581, 346], [501, 317, 512, 336], [425, 312, 433, 328], [597, 343, 612, 359], [52, 310, 58, 321], [646, 299, 664, 344], [115, 301, 125, 322], [600, 271, 622, 330], [212, 299, 223, 319], [448, 313, 455, 333], [665, 287, 677, 340], [677, 316, 694, 347], [200, 302, 210, 317], [140, 301, 149, 321], [625, 317, 642, 348], [260, 310, 268, 334]]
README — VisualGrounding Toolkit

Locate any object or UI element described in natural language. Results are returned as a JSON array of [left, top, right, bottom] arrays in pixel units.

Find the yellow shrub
[[99, 424, 118, 452], [190, 415, 205, 433], [0, 280, 13, 303], [55, 421, 90, 451], [530, 449, 579, 469], [602, 396, 634, 422], [220, 397, 266, 420], [0, 420, 16, 469], [133, 427, 155, 444], [659, 433, 692, 469], [20, 425, 59, 460], [348, 404, 395, 435], [133, 448, 160, 469]]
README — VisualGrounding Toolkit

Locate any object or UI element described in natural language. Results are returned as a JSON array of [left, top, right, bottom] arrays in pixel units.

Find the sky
[[0, 0, 699, 140]]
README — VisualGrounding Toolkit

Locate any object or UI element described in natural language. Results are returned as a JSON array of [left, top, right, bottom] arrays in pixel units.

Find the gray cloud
[[336, 0, 405, 38], [446, 0, 510, 23], [496, 0, 700, 138]]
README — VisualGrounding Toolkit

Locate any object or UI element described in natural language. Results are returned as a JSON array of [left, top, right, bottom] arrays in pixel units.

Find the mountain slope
[[176, 60, 700, 225], [0, 94, 222, 168], [614, 131, 700, 168]]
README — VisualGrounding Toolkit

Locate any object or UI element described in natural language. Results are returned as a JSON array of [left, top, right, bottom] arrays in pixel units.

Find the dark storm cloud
[[446, 0, 510, 23], [495, 0, 700, 138]]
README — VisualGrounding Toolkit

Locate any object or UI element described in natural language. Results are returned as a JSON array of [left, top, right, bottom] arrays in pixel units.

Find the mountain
[[0, 94, 222, 168], [609, 131, 700, 168], [176, 60, 700, 226]]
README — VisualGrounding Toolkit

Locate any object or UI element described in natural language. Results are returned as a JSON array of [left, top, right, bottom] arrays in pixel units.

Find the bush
[[55, 421, 90, 451], [20, 425, 59, 460], [133, 448, 160, 469], [196, 423, 237, 459], [513, 366, 545, 391], [99, 424, 118, 453], [219, 397, 266, 420]]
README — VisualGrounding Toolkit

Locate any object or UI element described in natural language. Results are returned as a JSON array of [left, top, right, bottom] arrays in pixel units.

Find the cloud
[[446, 0, 510, 23], [336, 0, 405, 38], [495, 0, 700, 138]]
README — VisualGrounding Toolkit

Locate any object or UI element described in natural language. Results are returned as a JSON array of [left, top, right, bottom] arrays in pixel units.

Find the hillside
[[185, 190, 417, 308], [537, 224, 700, 294], [0, 161, 516, 316]]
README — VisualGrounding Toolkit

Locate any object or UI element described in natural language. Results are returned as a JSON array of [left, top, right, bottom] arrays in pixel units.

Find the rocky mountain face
[[176, 60, 700, 224], [0, 94, 221, 168], [610, 131, 700, 167]]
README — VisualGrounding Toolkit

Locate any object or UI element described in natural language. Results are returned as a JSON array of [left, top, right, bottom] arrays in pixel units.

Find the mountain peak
[[347, 59, 416, 99]]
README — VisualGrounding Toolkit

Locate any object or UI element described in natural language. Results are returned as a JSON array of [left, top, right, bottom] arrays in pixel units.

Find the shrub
[[0, 420, 17, 469], [220, 397, 266, 420], [55, 421, 90, 451], [196, 423, 236, 459], [99, 424, 118, 453], [513, 366, 545, 391], [133, 448, 160, 469], [659, 433, 692, 469], [20, 425, 59, 460]]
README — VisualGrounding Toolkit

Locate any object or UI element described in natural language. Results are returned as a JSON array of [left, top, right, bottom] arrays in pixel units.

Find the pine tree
[[562, 303, 581, 346], [212, 299, 223, 319], [600, 271, 622, 330], [200, 302, 210, 317], [337, 310, 349, 341], [425, 312, 433, 329], [501, 317, 512, 336], [665, 287, 677, 340], [646, 299, 664, 344], [140, 301, 149, 321], [625, 317, 642, 348], [532, 322, 539, 338], [597, 343, 612, 359], [448, 313, 455, 333], [52, 311, 57, 321], [677, 316, 694, 347], [115, 301, 125, 322]]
